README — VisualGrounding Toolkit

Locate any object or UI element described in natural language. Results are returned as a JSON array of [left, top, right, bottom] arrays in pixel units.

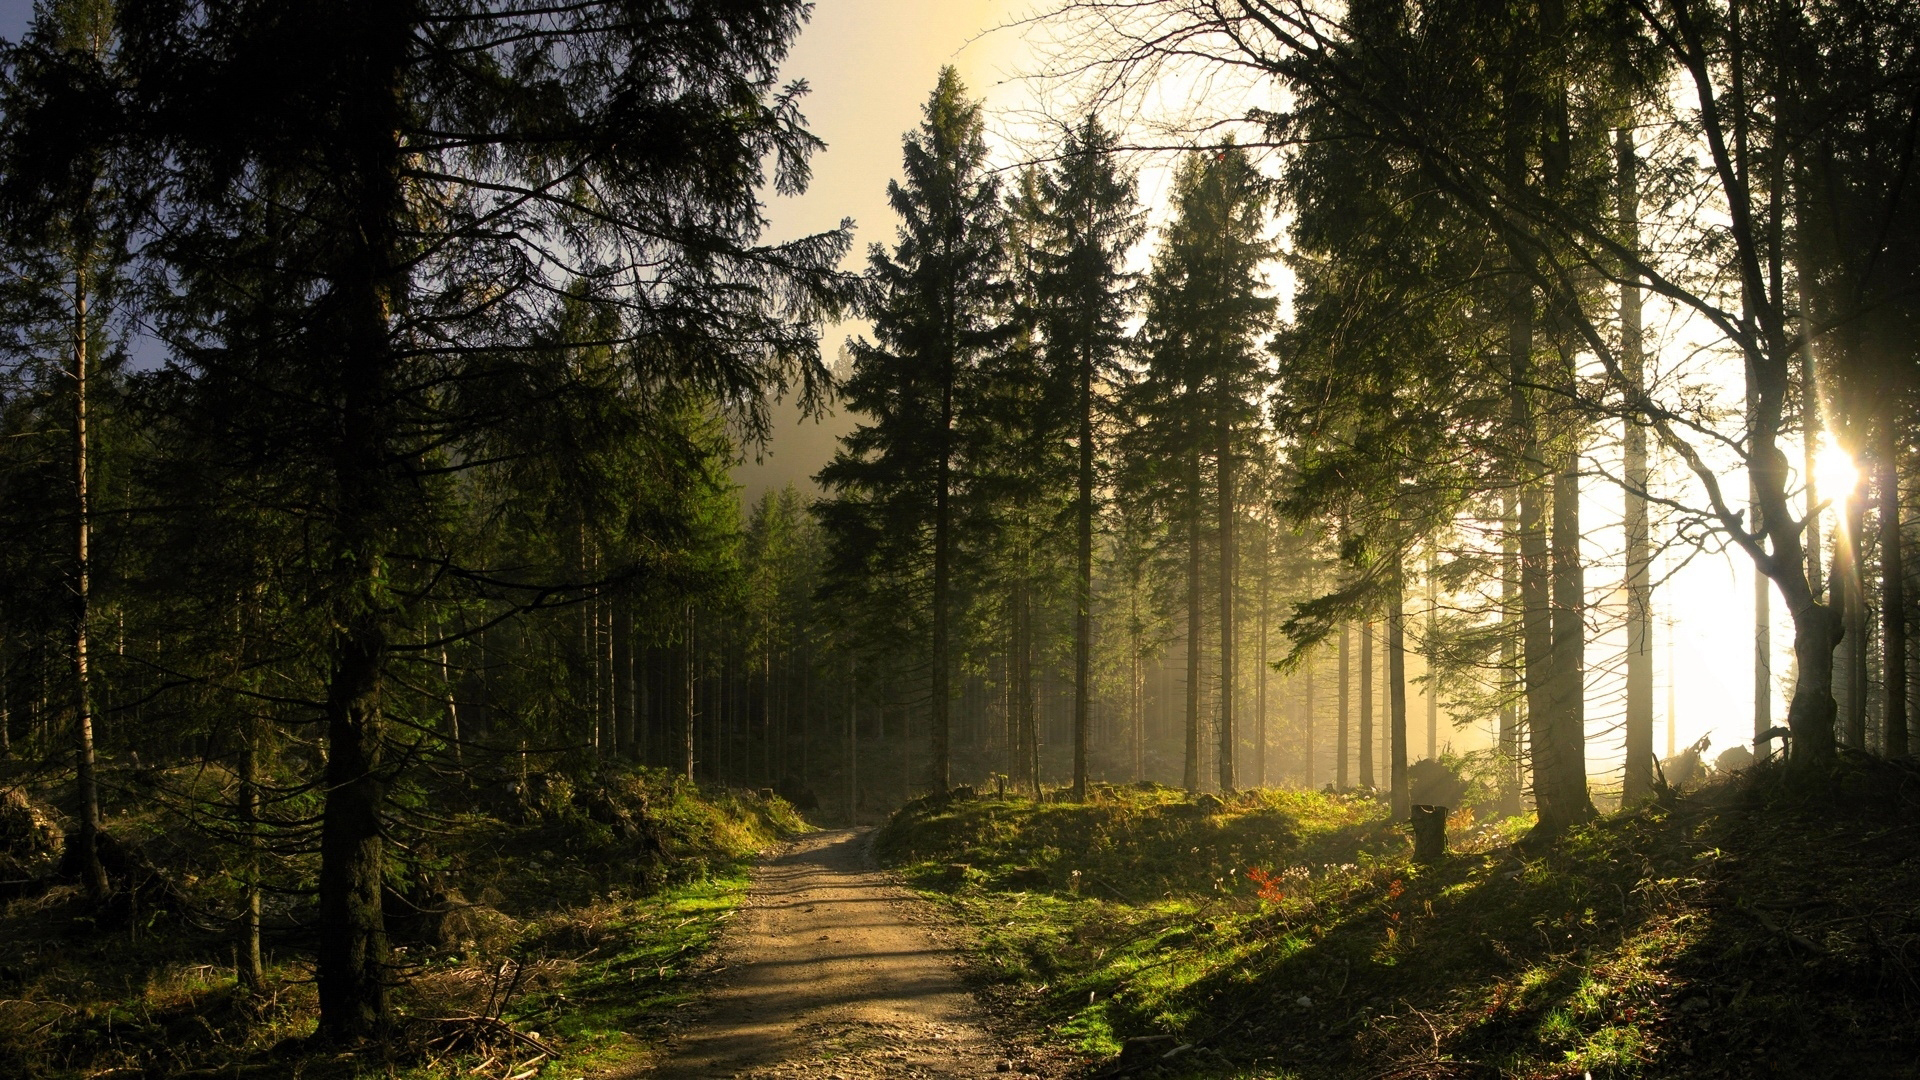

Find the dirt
[[633, 828, 1048, 1079]]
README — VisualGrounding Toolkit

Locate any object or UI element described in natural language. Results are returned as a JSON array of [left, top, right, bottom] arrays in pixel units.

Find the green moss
[[879, 770, 1920, 1080]]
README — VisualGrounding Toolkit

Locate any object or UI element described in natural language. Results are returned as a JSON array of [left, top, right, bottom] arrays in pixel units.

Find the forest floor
[[876, 767, 1920, 1079], [633, 828, 1059, 1079], [0, 767, 808, 1080]]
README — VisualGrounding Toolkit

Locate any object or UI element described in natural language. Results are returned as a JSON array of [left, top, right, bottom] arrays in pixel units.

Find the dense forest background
[[0, 0, 1915, 1064]]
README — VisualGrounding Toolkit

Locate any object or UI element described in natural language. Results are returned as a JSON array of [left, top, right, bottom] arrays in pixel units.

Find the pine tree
[[120, 0, 851, 1038], [0, 0, 132, 902], [1025, 117, 1142, 800], [1135, 143, 1276, 792], [818, 67, 1006, 795]]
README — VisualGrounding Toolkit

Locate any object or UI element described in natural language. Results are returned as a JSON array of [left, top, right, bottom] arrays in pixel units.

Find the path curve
[[640, 828, 1039, 1079]]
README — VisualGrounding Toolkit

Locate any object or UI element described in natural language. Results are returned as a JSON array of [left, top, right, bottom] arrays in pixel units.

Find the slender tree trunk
[[1846, 474, 1869, 748], [678, 603, 695, 781], [1337, 621, 1350, 791], [612, 599, 633, 760], [1072, 344, 1094, 801], [439, 643, 461, 769], [1216, 396, 1235, 795], [1388, 557, 1409, 820], [1302, 644, 1314, 788], [1881, 420, 1907, 757], [1130, 585, 1144, 782], [1256, 528, 1269, 787], [1500, 493, 1519, 812], [1620, 127, 1655, 800], [239, 709, 264, 989], [70, 263, 106, 902], [1359, 620, 1373, 790], [1539, 420, 1595, 830], [931, 363, 954, 794], [1184, 452, 1202, 792], [1424, 551, 1438, 761], [847, 661, 862, 820]]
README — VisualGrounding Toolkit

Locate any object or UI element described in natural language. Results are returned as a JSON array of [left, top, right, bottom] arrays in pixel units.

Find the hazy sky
[[738, 0, 1028, 504]]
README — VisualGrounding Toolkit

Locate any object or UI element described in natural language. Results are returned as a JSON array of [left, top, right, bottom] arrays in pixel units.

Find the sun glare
[[1813, 438, 1860, 501]]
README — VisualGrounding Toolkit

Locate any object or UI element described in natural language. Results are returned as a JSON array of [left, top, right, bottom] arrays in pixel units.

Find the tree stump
[[1412, 804, 1448, 864]]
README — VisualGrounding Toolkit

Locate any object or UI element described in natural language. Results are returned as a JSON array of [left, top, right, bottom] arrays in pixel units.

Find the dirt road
[[639, 828, 1040, 1079]]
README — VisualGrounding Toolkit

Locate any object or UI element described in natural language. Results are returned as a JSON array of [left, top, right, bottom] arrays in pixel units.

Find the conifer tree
[[119, 0, 851, 1038], [1136, 143, 1276, 792], [818, 67, 1005, 795], [0, 0, 132, 902], [1026, 117, 1142, 800]]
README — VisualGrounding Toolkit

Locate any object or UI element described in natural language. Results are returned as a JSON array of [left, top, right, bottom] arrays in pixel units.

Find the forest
[[0, 0, 1915, 1078]]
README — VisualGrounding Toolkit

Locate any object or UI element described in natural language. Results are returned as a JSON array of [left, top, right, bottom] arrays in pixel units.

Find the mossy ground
[[878, 767, 1920, 1079], [0, 767, 806, 1079]]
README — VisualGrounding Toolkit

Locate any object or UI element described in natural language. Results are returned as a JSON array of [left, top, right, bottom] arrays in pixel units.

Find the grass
[[0, 766, 805, 1080], [877, 766, 1920, 1079]]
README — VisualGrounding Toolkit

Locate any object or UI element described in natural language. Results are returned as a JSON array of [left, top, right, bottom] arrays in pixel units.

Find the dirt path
[[637, 828, 1040, 1079]]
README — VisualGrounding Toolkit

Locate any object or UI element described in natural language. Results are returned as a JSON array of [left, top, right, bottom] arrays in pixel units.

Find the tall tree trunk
[[1256, 527, 1269, 787], [1014, 580, 1036, 795], [931, 360, 954, 795], [1302, 643, 1314, 788], [847, 660, 858, 824], [1131, 587, 1144, 781], [1620, 127, 1655, 800], [1881, 419, 1907, 757], [1072, 343, 1094, 801], [439, 643, 461, 769], [612, 599, 633, 760], [1184, 452, 1202, 792], [1388, 557, 1409, 820], [1337, 621, 1350, 791], [677, 604, 695, 781], [1424, 551, 1438, 761], [1539, 423, 1595, 831], [239, 709, 263, 989], [70, 262, 106, 902], [1845, 474, 1869, 748], [1359, 619, 1373, 789], [1216, 395, 1236, 794], [1500, 493, 1520, 812]]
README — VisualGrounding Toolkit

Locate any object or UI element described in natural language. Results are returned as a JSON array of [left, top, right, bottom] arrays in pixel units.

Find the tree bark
[[1301, 641, 1314, 787], [931, 352, 954, 794], [1424, 551, 1438, 761], [1359, 619, 1373, 789], [1337, 621, 1350, 791], [1388, 557, 1409, 820], [1216, 384, 1236, 794], [1500, 493, 1520, 812], [1881, 420, 1907, 757], [70, 262, 106, 902], [1620, 126, 1655, 800], [1072, 337, 1094, 800], [1256, 526, 1269, 787], [677, 604, 695, 781], [239, 710, 263, 989], [1184, 451, 1202, 792], [612, 599, 633, 760]]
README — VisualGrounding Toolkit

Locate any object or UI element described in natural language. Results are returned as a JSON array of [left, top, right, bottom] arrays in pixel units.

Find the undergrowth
[[879, 768, 1920, 1079], [0, 766, 805, 1080]]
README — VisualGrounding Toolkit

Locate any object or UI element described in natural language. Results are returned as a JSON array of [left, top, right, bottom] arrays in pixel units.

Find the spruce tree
[[1026, 116, 1142, 800], [818, 67, 1006, 795], [1136, 143, 1276, 792], [119, 0, 851, 1038]]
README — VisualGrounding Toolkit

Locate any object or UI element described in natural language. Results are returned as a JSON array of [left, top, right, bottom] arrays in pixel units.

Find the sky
[[0, 1, 28, 42], [735, 0, 1031, 504]]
